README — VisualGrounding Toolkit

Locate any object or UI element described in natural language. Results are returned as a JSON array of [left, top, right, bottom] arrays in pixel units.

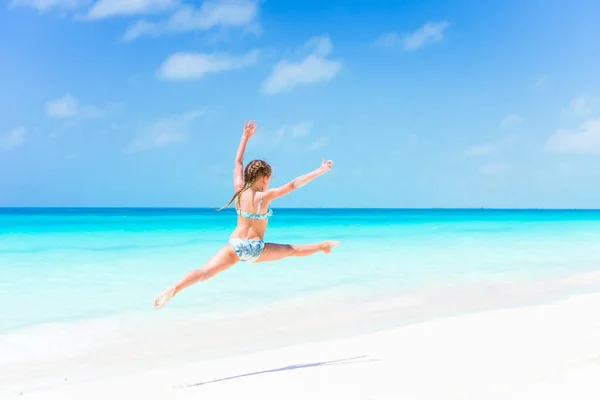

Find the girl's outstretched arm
[[265, 159, 334, 201], [233, 120, 256, 191]]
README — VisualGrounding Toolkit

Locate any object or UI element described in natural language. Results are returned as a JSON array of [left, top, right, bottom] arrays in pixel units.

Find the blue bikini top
[[236, 191, 273, 220]]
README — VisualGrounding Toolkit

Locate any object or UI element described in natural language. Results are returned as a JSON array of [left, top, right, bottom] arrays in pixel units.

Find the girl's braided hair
[[219, 159, 272, 211]]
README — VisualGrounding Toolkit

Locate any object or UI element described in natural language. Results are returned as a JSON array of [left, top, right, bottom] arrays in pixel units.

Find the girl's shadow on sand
[[180, 355, 378, 388]]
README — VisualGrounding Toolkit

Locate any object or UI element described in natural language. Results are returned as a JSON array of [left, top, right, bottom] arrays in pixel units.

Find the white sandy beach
[[12, 290, 600, 400]]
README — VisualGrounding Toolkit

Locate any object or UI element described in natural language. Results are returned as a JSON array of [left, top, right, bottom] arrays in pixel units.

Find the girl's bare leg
[[257, 241, 340, 263], [154, 245, 238, 310]]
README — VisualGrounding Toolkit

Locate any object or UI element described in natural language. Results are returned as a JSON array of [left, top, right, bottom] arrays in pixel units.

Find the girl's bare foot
[[322, 240, 340, 254], [154, 285, 176, 310]]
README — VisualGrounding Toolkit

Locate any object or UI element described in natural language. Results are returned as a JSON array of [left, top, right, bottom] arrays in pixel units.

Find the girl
[[154, 120, 340, 309]]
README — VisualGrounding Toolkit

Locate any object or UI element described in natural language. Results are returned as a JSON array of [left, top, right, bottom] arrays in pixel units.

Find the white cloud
[[125, 108, 206, 152], [290, 121, 312, 138], [122, 0, 259, 41], [157, 49, 259, 80], [465, 144, 494, 156], [562, 95, 592, 117], [46, 94, 79, 118], [479, 162, 510, 175], [10, 0, 88, 12], [181, 109, 207, 120], [45, 94, 107, 121], [0, 127, 26, 150], [545, 118, 600, 154], [78, 105, 105, 118], [300, 35, 333, 57], [274, 121, 312, 141], [268, 121, 328, 151], [307, 137, 328, 151], [374, 21, 450, 51], [123, 20, 160, 40], [261, 35, 342, 95], [261, 55, 341, 94], [501, 114, 523, 128], [85, 0, 178, 20], [374, 33, 402, 49]]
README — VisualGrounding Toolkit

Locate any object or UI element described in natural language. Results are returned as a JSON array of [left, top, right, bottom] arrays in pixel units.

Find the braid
[[217, 159, 271, 212], [235, 178, 254, 210], [218, 185, 246, 211]]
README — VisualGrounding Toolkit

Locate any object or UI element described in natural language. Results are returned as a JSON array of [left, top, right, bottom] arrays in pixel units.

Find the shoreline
[[4, 270, 600, 398], [12, 289, 600, 400]]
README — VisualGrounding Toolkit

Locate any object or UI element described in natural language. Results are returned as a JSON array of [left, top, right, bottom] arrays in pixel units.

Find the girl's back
[[231, 189, 271, 240]]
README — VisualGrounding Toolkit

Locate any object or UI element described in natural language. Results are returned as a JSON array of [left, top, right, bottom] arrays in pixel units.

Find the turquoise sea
[[3, 208, 600, 393]]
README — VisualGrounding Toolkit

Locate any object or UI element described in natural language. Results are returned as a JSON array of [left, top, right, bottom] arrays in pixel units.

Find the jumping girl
[[154, 120, 340, 309]]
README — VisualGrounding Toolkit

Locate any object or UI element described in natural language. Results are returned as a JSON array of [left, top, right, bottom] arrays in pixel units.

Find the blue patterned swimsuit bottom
[[229, 191, 271, 262], [229, 238, 265, 263]]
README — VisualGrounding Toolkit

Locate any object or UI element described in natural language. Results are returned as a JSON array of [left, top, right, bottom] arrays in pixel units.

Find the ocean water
[[3, 208, 600, 393]]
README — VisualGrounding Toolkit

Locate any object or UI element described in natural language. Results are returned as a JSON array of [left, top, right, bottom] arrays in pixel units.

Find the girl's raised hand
[[319, 159, 334, 174], [243, 120, 257, 138]]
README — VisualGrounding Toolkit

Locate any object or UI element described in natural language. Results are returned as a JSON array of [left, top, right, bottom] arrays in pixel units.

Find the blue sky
[[1, 0, 599, 208]]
